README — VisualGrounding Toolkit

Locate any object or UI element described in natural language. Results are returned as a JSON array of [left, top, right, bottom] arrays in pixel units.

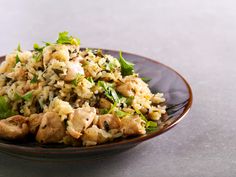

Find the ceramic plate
[[0, 49, 192, 160]]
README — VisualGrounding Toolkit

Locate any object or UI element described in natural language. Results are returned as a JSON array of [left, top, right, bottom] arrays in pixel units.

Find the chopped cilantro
[[33, 53, 42, 62], [141, 77, 151, 83], [146, 121, 158, 132], [99, 108, 109, 114], [33, 43, 44, 52], [86, 77, 94, 84], [15, 54, 20, 64], [22, 91, 33, 101], [115, 109, 128, 118], [71, 73, 83, 86], [119, 51, 134, 76], [98, 81, 119, 103], [17, 43, 21, 52], [135, 109, 148, 122], [56, 32, 80, 46], [30, 75, 38, 83], [0, 96, 17, 119]]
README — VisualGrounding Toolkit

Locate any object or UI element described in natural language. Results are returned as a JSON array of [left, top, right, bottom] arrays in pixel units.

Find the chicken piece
[[28, 113, 43, 134], [120, 115, 146, 135], [67, 106, 96, 139], [97, 114, 120, 131], [36, 112, 66, 144], [82, 125, 112, 146], [117, 76, 152, 97], [64, 58, 84, 81], [0, 115, 29, 140]]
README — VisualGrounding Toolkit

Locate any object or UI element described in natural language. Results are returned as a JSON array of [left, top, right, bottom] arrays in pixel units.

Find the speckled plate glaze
[[0, 49, 192, 160]]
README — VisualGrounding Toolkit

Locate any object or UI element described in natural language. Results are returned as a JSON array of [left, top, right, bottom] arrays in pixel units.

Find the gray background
[[0, 0, 235, 176]]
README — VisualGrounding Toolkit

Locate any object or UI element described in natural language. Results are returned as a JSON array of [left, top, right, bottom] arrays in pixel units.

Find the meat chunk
[[67, 106, 96, 139], [64, 58, 84, 81], [36, 112, 66, 144], [82, 125, 112, 146], [28, 113, 43, 135], [120, 115, 146, 135], [117, 76, 152, 97], [97, 114, 120, 131], [0, 115, 29, 140]]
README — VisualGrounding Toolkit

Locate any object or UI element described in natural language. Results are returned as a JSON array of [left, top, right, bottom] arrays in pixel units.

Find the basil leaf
[[56, 32, 80, 46], [119, 51, 134, 76], [0, 96, 17, 119]]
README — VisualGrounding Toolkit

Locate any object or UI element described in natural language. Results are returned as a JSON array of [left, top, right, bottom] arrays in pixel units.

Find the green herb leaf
[[99, 108, 109, 114], [33, 53, 42, 62], [86, 77, 94, 84], [71, 73, 83, 86], [15, 54, 20, 64], [22, 92, 33, 101], [33, 43, 44, 52], [30, 75, 38, 83], [119, 51, 134, 76], [146, 121, 158, 132], [17, 43, 21, 52], [43, 41, 52, 46], [141, 77, 151, 83], [0, 96, 17, 119], [115, 109, 128, 118], [98, 81, 119, 103], [56, 32, 80, 46], [14, 93, 22, 101], [135, 109, 148, 122]]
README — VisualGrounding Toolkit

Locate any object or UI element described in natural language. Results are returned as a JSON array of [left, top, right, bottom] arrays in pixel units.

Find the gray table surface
[[0, 0, 235, 176]]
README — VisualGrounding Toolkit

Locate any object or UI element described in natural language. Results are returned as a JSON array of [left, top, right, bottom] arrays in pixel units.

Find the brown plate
[[0, 49, 192, 160]]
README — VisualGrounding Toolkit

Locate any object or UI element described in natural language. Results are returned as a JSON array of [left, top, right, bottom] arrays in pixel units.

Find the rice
[[0, 32, 166, 146]]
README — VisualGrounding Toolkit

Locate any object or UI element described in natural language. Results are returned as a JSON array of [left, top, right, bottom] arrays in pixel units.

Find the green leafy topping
[[22, 91, 33, 101], [118, 51, 134, 76], [33, 43, 44, 52], [56, 32, 80, 46], [30, 75, 38, 83], [99, 108, 109, 114], [17, 43, 21, 52], [141, 77, 151, 83], [115, 109, 128, 118], [107, 102, 117, 114], [33, 53, 42, 62], [135, 109, 148, 122], [98, 81, 119, 103], [0, 96, 17, 119], [146, 121, 158, 132], [14, 93, 22, 101], [71, 74, 83, 86], [126, 96, 134, 106], [86, 77, 94, 84], [43, 41, 52, 46], [15, 54, 20, 64]]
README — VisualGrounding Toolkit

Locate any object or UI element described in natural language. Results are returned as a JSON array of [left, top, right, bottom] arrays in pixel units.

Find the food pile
[[0, 32, 166, 146]]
